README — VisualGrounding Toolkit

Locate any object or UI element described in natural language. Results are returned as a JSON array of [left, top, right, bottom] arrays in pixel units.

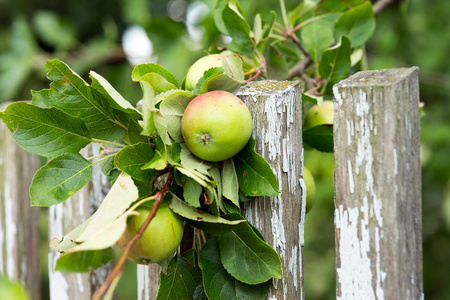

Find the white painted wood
[[236, 80, 305, 300], [48, 144, 114, 299], [333, 67, 423, 299], [0, 102, 41, 298]]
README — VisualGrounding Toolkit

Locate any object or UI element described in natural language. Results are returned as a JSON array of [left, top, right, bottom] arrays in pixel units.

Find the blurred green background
[[1, 0, 449, 299]]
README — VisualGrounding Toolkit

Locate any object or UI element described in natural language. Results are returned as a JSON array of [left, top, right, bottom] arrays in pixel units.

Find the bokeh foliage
[[1, 0, 449, 299]]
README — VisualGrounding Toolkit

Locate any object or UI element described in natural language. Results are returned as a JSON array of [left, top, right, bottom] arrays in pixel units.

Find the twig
[[91, 171, 174, 300], [286, 56, 313, 80], [373, 0, 393, 15]]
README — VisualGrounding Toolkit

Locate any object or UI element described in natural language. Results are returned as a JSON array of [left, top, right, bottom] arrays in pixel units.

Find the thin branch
[[373, 0, 394, 15], [286, 56, 313, 80], [91, 170, 174, 300]]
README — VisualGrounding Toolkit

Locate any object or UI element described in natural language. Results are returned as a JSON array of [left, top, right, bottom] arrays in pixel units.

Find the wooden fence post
[[0, 102, 41, 298], [236, 80, 305, 299], [333, 67, 423, 299], [48, 144, 115, 299]]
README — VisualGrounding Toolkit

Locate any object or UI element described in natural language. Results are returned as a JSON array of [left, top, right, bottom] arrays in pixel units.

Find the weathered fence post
[[333, 67, 423, 299], [237, 80, 305, 299], [0, 102, 41, 298], [48, 144, 115, 299]]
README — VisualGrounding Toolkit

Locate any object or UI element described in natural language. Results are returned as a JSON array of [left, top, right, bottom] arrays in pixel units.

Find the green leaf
[[233, 139, 278, 197], [158, 90, 196, 143], [199, 237, 271, 300], [170, 195, 244, 227], [180, 143, 213, 176], [301, 22, 333, 62], [142, 136, 168, 170], [334, 2, 375, 47], [132, 63, 178, 93], [200, 71, 242, 94], [222, 54, 245, 83], [318, 35, 351, 84], [156, 255, 202, 300], [219, 221, 282, 284], [0, 102, 91, 159], [221, 158, 239, 208], [266, 46, 289, 80], [55, 249, 113, 273], [30, 153, 92, 206], [181, 175, 202, 208], [253, 14, 262, 44], [31, 89, 52, 107], [139, 81, 157, 136], [114, 143, 158, 181], [45, 59, 127, 141], [303, 124, 334, 152], [222, 2, 254, 55], [302, 93, 323, 105], [89, 71, 142, 119]]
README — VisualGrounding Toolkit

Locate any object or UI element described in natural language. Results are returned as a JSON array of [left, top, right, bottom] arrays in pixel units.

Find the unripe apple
[[303, 166, 316, 213], [303, 100, 334, 130], [181, 90, 253, 162], [185, 54, 224, 91], [117, 205, 184, 264]]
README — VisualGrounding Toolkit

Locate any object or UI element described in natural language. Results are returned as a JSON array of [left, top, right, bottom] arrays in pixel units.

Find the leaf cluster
[[0, 56, 280, 299]]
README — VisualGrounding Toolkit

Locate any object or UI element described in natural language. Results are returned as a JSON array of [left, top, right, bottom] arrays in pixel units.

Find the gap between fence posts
[[333, 67, 423, 299], [0, 102, 41, 299], [237, 80, 305, 300], [48, 144, 115, 300]]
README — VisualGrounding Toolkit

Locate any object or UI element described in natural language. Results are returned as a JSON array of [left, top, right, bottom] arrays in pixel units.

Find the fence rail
[[0, 67, 422, 299]]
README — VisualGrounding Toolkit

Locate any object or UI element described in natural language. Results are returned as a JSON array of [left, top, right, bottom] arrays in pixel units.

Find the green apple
[[303, 100, 334, 130], [185, 54, 224, 91], [181, 90, 253, 162], [303, 166, 316, 214], [0, 276, 29, 300], [117, 205, 184, 264]]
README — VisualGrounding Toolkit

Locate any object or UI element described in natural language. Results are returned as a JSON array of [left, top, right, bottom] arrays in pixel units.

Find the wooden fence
[[0, 67, 422, 299]]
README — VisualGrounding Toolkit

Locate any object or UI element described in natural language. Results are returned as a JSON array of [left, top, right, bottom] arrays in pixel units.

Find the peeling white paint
[[4, 182, 16, 278], [393, 149, 398, 175], [137, 265, 150, 300], [347, 160, 354, 194]]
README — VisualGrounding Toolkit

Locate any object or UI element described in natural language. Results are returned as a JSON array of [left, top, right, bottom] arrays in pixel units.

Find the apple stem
[[91, 170, 174, 300]]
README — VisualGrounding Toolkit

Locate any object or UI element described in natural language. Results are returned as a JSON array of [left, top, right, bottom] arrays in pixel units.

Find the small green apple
[[185, 54, 224, 91], [303, 100, 334, 130], [117, 205, 184, 264], [181, 90, 253, 162], [303, 166, 316, 214]]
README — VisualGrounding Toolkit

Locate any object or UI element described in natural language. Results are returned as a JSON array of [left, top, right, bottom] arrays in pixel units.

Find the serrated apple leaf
[[0, 102, 91, 159], [199, 237, 271, 300], [132, 63, 178, 93], [200, 70, 241, 94], [318, 35, 351, 84], [30, 153, 92, 207], [45, 59, 128, 141], [221, 158, 239, 208], [114, 143, 158, 182], [179, 143, 212, 175], [158, 90, 196, 143], [55, 248, 114, 273], [222, 2, 254, 56], [233, 139, 278, 197], [219, 220, 281, 284], [302, 93, 323, 105], [222, 54, 245, 83], [303, 124, 334, 152], [301, 22, 333, 62], [181, 175, 202, 208], [334, 2, 375, 47], [156, 255, 202, 300], [89, 71, 142, 119], [31, 88, 52, 107]]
